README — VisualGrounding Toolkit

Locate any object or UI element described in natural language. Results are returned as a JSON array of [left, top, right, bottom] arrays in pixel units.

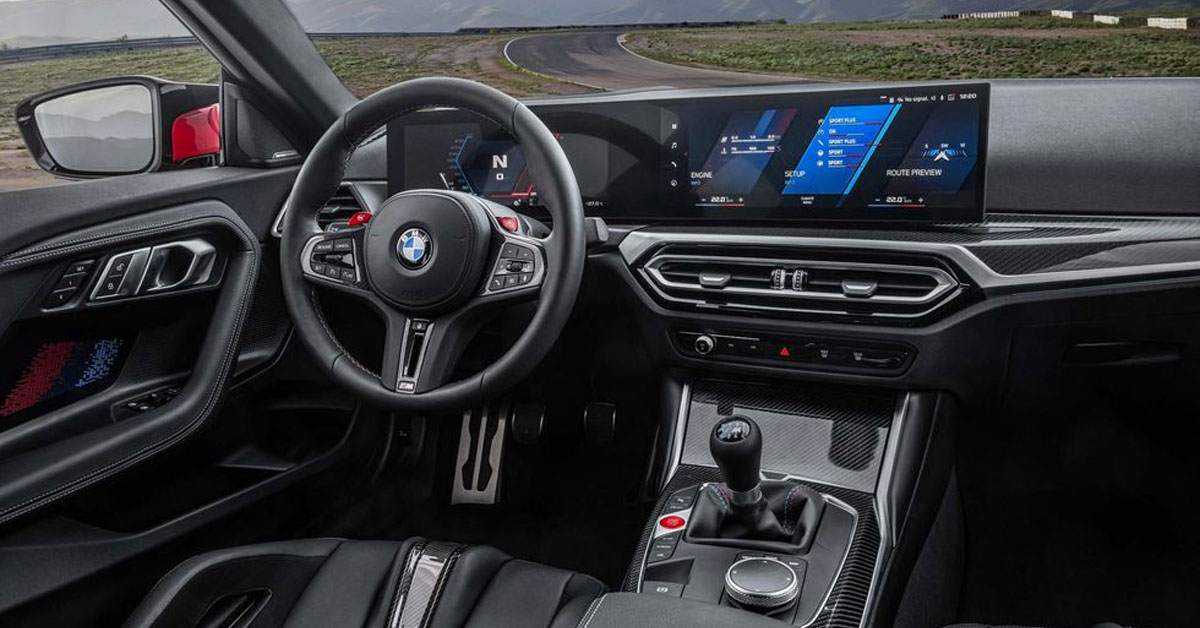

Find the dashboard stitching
[[0, 215, 249, 268]]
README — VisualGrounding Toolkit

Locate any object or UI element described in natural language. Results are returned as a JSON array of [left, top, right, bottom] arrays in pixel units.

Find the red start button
[[659, 515, 686, 529]]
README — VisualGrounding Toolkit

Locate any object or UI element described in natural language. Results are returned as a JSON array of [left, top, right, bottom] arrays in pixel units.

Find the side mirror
[[14, 76, 220, 179]]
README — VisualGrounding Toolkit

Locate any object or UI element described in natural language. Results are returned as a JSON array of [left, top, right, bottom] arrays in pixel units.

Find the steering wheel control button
[[307, 236, 361, 284], [486, 238, 542, 294], [642, 581, 683, 597], [659, 515, 686, 530], [500, 243, 523, 259], [397, 227, 432, 268], [724, 557, 801, 610]]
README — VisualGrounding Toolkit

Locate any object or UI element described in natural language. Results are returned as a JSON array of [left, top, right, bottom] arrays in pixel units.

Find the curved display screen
[[389, 83, 988, 222]]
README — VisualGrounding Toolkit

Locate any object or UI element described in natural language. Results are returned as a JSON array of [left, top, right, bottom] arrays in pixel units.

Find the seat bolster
[[126, 539, 606, 628], [549, 572, 608, 628], [282, 539, 411, 628], [123, 539, 345, 628], [944, 623, 1126, 628], [447, 553, 605, 628], [576, 593, 782, 628]]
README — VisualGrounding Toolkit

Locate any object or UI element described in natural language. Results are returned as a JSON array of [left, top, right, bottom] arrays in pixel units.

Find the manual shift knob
[[710, 415, 762, 495]]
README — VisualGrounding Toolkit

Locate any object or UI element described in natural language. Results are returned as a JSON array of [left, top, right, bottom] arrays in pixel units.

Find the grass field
[[623, 17, 1200, 81], [0, 35, 587, 192]]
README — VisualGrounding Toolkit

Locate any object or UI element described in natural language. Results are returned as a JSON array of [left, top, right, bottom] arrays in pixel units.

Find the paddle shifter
[[687, 415, 825, 551]]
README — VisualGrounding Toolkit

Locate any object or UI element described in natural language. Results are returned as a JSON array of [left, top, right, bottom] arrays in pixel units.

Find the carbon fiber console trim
[[624, 465, 880, 628], [682, 380, 897, 492]]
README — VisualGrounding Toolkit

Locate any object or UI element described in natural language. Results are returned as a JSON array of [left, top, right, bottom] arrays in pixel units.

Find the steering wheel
[[280, 78, 586, 413]]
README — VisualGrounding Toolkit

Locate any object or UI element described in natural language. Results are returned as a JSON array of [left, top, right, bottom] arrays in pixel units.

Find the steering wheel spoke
[[300, 228, 374, 298], [379, 308, 474, 394]]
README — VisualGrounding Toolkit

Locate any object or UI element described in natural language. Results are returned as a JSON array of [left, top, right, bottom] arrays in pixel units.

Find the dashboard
[[388, 83, 989, 223], [298, 76, 1200, 400]]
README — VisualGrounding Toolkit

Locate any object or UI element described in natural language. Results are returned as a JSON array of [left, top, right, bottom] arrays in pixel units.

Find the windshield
[[1, 1, 1197, 192]]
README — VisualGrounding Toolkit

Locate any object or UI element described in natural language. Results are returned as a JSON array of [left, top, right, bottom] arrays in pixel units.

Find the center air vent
[[317, 185, 364, 231], [639, 247, 963, 321]]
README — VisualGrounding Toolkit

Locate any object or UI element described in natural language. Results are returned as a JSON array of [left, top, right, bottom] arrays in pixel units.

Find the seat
[[946, 623, 1126, 628], [124, 538, 605, 628]]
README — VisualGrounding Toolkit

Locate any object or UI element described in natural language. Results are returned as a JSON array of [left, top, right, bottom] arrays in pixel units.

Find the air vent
[[317, 185, 363, 231], [639, 247, 963, 321]]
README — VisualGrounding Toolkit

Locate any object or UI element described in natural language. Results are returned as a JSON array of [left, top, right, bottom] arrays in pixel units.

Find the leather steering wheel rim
[[280, 77, 586, 414]]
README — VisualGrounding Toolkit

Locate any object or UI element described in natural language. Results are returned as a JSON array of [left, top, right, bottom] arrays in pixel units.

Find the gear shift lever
[[687, 414, 825, 550], [710, 415, 764, 506]]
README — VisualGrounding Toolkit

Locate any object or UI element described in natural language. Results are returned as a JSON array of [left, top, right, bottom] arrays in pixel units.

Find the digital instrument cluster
[[388, 84, 988, 222]]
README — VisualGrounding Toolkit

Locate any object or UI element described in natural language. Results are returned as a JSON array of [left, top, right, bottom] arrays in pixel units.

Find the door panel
[[0, 166, 388, 625], [0, 167, 299, 525], [0, 200, 260, 524]]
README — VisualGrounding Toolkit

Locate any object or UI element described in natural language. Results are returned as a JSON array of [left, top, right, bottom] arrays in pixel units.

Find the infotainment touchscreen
[[388, 83, 989, 223], [661, 83, 989, 221]]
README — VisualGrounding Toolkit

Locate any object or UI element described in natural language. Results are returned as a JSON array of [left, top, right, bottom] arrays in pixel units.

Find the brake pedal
[[584, 402, 617, 447], [452, 402, 509, 505], [510, 402, 545, 445]]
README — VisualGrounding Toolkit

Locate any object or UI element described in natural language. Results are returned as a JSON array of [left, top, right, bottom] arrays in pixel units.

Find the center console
[[623, 379, 950, 628]]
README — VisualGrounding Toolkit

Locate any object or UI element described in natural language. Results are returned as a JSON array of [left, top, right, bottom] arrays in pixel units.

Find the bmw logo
[[397, 227, 432, 268]]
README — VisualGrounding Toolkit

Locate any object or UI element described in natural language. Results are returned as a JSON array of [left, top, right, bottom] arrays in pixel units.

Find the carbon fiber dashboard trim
[[681, 380, 896, 492]]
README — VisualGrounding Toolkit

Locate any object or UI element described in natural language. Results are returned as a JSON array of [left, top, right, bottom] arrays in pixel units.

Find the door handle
[[142, 239, 217, 293]]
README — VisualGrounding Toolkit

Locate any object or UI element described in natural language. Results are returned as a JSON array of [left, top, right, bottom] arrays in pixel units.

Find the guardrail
[[941, 9, 1197, 28], [0, 33, 463, 64]]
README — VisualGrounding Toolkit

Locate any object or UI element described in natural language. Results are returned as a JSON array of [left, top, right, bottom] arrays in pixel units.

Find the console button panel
[[639, 481, 857, 627], [674, 329, 912, 373]]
